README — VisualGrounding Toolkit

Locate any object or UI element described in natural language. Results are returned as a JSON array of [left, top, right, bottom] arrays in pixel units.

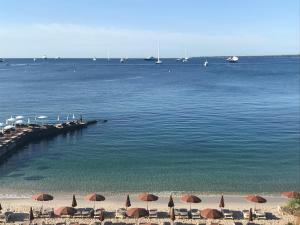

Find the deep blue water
[[0, 56, 299, 195]]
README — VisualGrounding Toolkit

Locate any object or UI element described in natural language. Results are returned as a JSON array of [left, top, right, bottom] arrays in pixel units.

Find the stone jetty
[[0, 119, 99, 161]]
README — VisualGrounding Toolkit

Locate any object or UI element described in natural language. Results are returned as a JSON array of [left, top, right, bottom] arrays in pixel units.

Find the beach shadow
[[24, 175, 45, 181]]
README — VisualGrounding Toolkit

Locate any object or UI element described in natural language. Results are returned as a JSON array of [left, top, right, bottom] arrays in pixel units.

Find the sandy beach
[[0, 193, 295, 225]]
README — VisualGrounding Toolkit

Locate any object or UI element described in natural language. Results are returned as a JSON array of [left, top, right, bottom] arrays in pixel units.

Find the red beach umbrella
[[181, 194, 201, 210], [125, 194, 131, 209], [32, 193, 53, 209], [85, 193, 105, 208], [138, 193, 158, 210], [200, 208, 223, 219], [54, 206, 76, 216], [219, 195, 225, 208], [245, 195, 266, 203], [282, 192, 300, 199], [126, 208, 149, 218], [245, 195, 266, 210], [32, 193, 53, 201]]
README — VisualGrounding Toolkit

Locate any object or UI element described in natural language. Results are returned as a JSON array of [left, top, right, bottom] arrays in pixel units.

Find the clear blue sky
[[0, 0, 299, 57]]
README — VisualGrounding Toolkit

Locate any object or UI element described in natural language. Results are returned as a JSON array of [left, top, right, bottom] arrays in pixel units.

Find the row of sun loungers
[[0, 208, 269, 223]]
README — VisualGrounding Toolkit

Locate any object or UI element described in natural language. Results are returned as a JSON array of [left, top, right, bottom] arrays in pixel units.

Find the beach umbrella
[[32, 193, 54, 209], [15, 116, 24, 120], [249, 208, 253, 221], [126, 208, 149, 218], [85, 193, 105, 208], [138, 193, 158, 210], [54, 206, 76, 216], [245, 195, 266, 210], [200, 208, 223, 219], [170, 207, 175, 222], [125, 194, 131, 209], [219, 195, 225, 208], [99, 210, 105, 221], [282, 192, 300, 199], [72, 194, 77, 207], [29, 207, 34, 222], [181, 194, 201, 210], [168, 195, 174, 208]]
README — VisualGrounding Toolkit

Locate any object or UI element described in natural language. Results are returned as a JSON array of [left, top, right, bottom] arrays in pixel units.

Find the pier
[[0, 119, 100, 161]]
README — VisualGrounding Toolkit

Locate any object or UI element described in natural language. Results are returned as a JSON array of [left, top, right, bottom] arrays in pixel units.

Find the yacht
[[33, 58, 37, 62], [227, 56, 239, 63], [144, 56, 156, 61], [204, 59, 208, 67], [120, 58, 125, 63], [92, 57, 97, 61], [42, 55, 47, 60]]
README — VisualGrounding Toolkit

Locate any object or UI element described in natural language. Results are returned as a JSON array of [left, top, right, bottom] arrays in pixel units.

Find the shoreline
[[0, 192, 288, 210]]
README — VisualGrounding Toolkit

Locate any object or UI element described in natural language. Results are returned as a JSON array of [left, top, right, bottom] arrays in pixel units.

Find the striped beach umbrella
[[126, 208, 148, 218], [181, 194, 201, 211], [200, 208, 223, 219], [54, 206, 76, 216], [138, 193, 158, 210], [282, 192, 300, 199], [85, 193, 105, 208]]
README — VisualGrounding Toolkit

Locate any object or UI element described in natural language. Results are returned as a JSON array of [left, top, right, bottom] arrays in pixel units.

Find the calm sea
[[0, 56, 299, 195]]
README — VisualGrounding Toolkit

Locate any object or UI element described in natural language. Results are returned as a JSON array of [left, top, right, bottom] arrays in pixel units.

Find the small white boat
[[204, 59, 208, 67], [92, 57, 97, 61], [155, 43, 162, 64], [42, 55, 47, 60], [182, 48, 189, 62], [144, 56, 156, 61], [33, 58, 36, 62], [227, 56, 239, 63], [120, 58, 125, 63]]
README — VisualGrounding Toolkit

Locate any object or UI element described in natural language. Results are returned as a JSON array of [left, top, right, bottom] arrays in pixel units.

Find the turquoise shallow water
[[0, 56, 299, 194]]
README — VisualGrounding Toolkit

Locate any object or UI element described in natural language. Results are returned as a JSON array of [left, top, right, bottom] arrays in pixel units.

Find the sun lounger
[[174, 208, 180, 217], [94, 208, 105, 218], [190, 209, 200, 219], [242, 210, 249, 220], [222, 209, 233, 219], [178, 208, 188, 219], [81, 208, 93, 218], [255, 210, 266, 220], [115, 208, 126, 219], [149, 209, 158, 218], [73, 208, 82, 218]]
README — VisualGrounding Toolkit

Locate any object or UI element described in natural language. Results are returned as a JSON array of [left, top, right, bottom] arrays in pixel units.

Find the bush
[[284, 199, 300, 215]]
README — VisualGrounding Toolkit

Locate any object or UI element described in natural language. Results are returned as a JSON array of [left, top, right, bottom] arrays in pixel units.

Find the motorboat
[[227, 56, 239, 63]]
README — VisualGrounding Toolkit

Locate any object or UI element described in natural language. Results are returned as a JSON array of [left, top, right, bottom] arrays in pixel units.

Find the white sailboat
[[204, 59, 208, 67], [155, 43, 162, 64], [182, 48, 189, 62]]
